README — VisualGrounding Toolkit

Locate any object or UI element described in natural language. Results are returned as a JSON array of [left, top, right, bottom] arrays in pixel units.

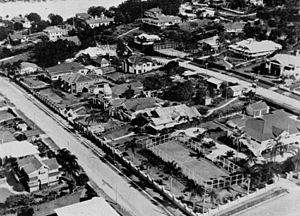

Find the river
[[0, 0, 125, 20]]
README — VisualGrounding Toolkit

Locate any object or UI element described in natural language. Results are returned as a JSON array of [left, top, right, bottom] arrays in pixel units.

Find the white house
[[122, 55, 161, 74], [266, 53, 300, 79], [228, 38, 282, 59], [143, 8, 181, 29], [86, 14, 114, 29], [134, 33, 161, 45], [44, 26, 68, 41], [18, 155, 61, 191], [19, 62, 41, 75]]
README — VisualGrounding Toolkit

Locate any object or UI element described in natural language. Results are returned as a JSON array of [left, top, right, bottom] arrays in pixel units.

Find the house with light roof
[[122, 55, 161, 74], [228, 38, 282, 59], [142, 8, 181, 29], [44, 26, 68, 41], [17, 155, 61, 191], [266, 53, 300, 79]]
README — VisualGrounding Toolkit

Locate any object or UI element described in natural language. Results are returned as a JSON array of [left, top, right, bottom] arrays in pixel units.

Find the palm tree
[[164, 161, 181, 192], [56, 148, 80, 179], [246, 153, 257, 166], [270, 136, 283, 162], [290, 147, 300, 172], [184, 179, 205, 210], [207, 189, 218, 206], [231, 129, 245, 161]]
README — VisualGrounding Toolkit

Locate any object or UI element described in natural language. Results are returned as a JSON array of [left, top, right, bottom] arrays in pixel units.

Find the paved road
[[155, 57, 300, 114], [0, 77, 170, 216], [237, 178, 300, 216]]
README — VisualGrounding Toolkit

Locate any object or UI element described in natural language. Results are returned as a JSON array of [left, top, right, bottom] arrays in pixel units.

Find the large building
[[86, 14, 114, 29], [44, 26, 68, 41], [266, 53, 300, 78], [142, 8, 181, 29], [144, 104, 201, 131], [46, 62, 86, 80], [122, 55, 161, 74], [228, 38, 282, 59]]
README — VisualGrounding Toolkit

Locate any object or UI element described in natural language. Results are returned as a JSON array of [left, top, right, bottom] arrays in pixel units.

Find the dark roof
[[47, 62, 85, 75], [111, 82, 143, 98], [61, 73, 92, 84], [101, 66, 116, 74], [92, 56, 110, 65], [244, 110, 300, 142], [123, 97, 162, 113], [127, 55, 157, 65]]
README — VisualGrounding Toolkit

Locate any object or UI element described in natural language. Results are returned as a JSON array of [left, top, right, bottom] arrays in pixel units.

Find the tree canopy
[[26, 12, 41, 23], [48, 13, 64, 26], [88, 6, 107, 17], [163, 81, 194, 102], [32, 39, 79, 68]]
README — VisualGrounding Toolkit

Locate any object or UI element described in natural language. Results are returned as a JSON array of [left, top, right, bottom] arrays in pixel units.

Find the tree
[[224, 150, 235, 159], [163, 81, 194, 101], [32, 40, 79, 68], [124, 138, 138, 155], [14, 22, 23, 31], [270, 136, 284, 161], [231, 129, 245, 161], [26, 12, 41, 23], [34, 20, 49, 33], [121, 85, 135, 99], [88, 6, 107, 17], [85, 109, 110, 127], [48, 14, 63, 26], [291, 147, 300, 172], [207, 189, 218, 205], [164, 160, 181, 192], [184, 179, 205, 210], [17, 206, 34, 216], [56, 148, 80, 179], [116, 40, 127, 57], [0, 26, 13, 41]]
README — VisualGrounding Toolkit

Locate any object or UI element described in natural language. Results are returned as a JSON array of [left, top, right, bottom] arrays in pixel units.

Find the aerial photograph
[[0, 0, 300, 215]]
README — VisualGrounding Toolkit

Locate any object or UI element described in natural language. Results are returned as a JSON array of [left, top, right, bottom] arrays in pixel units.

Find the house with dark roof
[[92, 56, 111, 68], [18, 155, 61, 191], [46, 62, 85, 80], [111, 82, 144, 98], [8, 32, 27, 45], [144, 104, 201, 131], [246, 101, 269, 118], [122, 55, 161, 74], [61, 36, 81, 46], [243, 109, 300, 152]]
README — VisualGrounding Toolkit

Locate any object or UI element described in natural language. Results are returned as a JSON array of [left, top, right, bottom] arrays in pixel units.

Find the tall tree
[[26, 12, 41, 23], [56, 148, 80, 179], [88, 6, 107, 17], [48, 14, 63, 26]]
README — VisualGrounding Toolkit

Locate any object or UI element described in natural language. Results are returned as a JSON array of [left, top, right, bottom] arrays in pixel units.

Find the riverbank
[[0, 0, 124, 19]]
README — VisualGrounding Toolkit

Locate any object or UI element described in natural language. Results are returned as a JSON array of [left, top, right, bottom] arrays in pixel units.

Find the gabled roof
[[127, 55, 157, 65], [61, 36, 81, 45], [92, 56, 110, 65], [111, 82, 143, 98], [86, 17, 113, 24], [247, 100, 269, 111], [61, 73, 92, 84], [270, 53, 300, 68], [229, 85, 244, 92], [47, 62, 85, 75], [9, 33, 24, 41], [44, 26, 66, 33], [244, 109, 300, 142], [0, 140, 39, 158], [18, 155, 43, 174], [42, 158, 59, 170], [207, 77, 223, 86], [123, 97, 162, 113]]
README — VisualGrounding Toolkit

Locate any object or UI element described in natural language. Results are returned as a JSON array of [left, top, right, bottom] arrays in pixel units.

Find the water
[[0, 0, 125, 20]]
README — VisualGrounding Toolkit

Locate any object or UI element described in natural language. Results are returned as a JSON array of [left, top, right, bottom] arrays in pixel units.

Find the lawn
[[0, 187, 14, 203], [21, 76, 49, 89], [33, 190, 83, 216], [156, 140, 228, 180]]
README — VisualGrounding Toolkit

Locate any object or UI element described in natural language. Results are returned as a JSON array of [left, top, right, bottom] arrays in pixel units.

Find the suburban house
[[46, 62, 85, 80], [8, 33, 27, 45], [224, 22, 246, 35], [109, 97, 163, 120], [61, 36, 81, 46], [17, 155, 61, 192], [228, 38, 282, 59], [198, 35, 220, 52], [55, 197, 120, 216], [92, 56, 111, 68], [266, 53, 300, 78], [19, 62, 41, 75], [60, 73, 105, 93], [0, 140, 39, 160], [142, 8, 181, 29], [246, 101, 270, 118], [86, 14, 114, 29], [134, 33, 161, 46], [207, 77, 223, 90], [44, 26, 68, 41], [122, 55, 161, 74], [242, 109, 300, 154], [144, 104, 201, 131], [111, 82, 144, 98], [11, 16, 31, 28], [227, 85, 245, 97]]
